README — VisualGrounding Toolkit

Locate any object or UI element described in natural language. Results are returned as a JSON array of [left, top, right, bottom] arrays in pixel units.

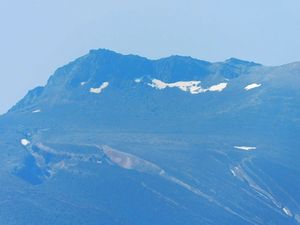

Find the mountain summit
[[10, 49, 261, 114], [0, 49, 300, 225]]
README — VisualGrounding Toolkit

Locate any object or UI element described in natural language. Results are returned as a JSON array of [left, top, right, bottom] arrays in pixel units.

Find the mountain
[[0, 49, 300, 225]]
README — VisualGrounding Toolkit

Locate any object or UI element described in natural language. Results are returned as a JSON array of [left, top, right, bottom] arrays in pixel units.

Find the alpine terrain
[[0, 49, 300, 225]]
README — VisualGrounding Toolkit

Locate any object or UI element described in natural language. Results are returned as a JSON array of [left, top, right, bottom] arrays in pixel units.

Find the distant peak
[[87, 48, 149, 61], [157, 54, 211, 66], [89, 48, 121, 56], [225, 57, 261, 66]]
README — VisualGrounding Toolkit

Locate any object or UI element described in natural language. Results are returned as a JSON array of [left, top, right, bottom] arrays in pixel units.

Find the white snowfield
[[134, 78, 142, 83], [32, 109, 41, 113], [244, 83, 261, 91], [282, 207, 293, 217], [230, 168, 237, 177], [90, 82, 109, 94], [208, 83, 228, 92], [148, 79, 227, 94], [21, 139, 30, 146], [234, 146, 256, 151]]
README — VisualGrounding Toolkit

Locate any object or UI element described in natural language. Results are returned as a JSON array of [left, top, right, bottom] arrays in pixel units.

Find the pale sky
[[1, 0, 300, 113]]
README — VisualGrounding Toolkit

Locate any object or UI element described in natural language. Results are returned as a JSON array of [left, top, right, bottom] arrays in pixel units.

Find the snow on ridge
[[21, 139, 30, 146], [148, 79, 202, 92], [244, 83, 261, 91], [234, 146, 256, 151], [90, 82, 109, 94], [208, 83, 228, 92], [148, 79, 228, 94], [32, 109, 41, 113]]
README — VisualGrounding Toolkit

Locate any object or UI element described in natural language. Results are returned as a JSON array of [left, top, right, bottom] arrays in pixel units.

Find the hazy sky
[[1, 0, 300, 113]]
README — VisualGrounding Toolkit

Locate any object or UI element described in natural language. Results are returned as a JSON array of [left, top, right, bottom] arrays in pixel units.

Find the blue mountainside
[[0, 49, 300, 225]]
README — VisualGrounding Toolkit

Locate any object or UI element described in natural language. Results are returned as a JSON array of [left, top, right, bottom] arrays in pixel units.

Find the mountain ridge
[[0, 49, 300, 225], [7, 48, 300, 116], [7, 49, 263, 114]]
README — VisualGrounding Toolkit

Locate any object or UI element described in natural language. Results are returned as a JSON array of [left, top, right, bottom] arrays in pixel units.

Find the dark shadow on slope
[[13, 155, 50, 185]]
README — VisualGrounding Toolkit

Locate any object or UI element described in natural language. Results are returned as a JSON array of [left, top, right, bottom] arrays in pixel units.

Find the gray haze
[[1, 0, 300, 113]]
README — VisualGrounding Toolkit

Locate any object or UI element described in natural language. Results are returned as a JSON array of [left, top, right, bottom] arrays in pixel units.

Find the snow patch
[[234, 146, 256, 151], [282, 207, 293, 217], [208, 83, 228, 92], [21, 139, 30, 146], [90, 82, 109, 94], [230, 168, 237, 177], [32, 109, 41, 113], [148, 79, 227, 94], [244, 83, 261, 91]]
